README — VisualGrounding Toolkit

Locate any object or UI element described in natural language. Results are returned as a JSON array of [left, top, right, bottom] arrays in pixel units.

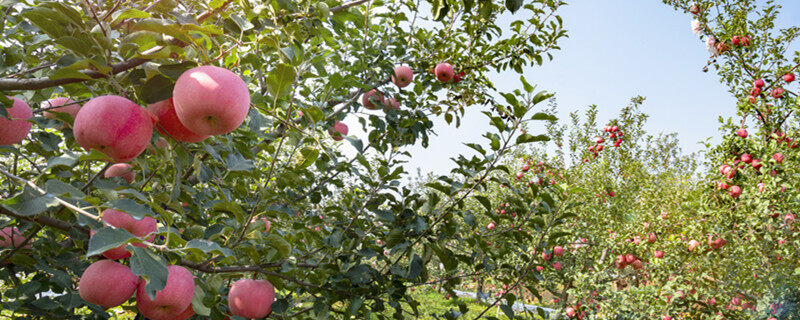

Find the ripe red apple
[[631, 260, 643, 270], [384, 97, 400, 110], [784, 73, 795, 83], [136, 265, 195, 320], [0, 97, 33, 145], [648, 233, 657, 243], [553, 262, 562, 270], [553, 246, 564, 257], [43, 97, 81, 123], [565, 307, 576, 318], [173, 66, 250, 135], [228, 279, 276, 319], [771, 87, 785, 98], [104, 163, 136, 184], [148, 98, 209, 143], [172, 304, 195, 320], [392, 66, 414, 88], [0, 227, 29, 249], [542, 252, 551, 261], [662, 316, 672, 320], [79, 260, 139, 308], [728, 185, 742, 198], [625, 254, 636, 264], [736, 128, 748, 138], [595, 137, 604, 144], [772, 153, 784, 164], [654, 250, 664, 259], [361, 89, 384, 110], [434, 63, 454, 82], [615, 255, 626, 269], [741, 153, 752, 163], [754, 79, 765, 87], [688, 240, 700, 251], [487, 222, 496, 230], [74, 95, 154, 163], [97, 209, 157, 259], [328, 121, 348, 141]]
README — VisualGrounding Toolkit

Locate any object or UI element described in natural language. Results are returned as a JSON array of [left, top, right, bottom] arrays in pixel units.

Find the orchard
[[0, 0, 798, 320]]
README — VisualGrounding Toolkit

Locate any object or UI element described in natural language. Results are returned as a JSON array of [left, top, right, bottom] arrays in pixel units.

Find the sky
[[345, 0, 800, 177]]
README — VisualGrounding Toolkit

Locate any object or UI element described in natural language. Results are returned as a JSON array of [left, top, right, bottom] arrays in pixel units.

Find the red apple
[[104, 163, 136, 184], [729, 185, 742, 198], [173, 66, 250, 135], [736, 128, 748, 138], [688, 240, 700, 251], [565, 307, 576, 318], [136, 265, 195, 320], [148, 98, 209, 143], [74, 95, 154, 163], [754, 79, 765, 87], [392, 66, 414, 88], [42, 97, 81, 125], [648, 233, 657, 243], [784, 73, 795, 83], [79, 260, 139, 308], [654, 250, 664, 259], [553, 246, 564, 257], [328, 121, 348, 141], [384, 97, 400, 110], [96, 209, 157, 259], [772, 153, 784, 164], [228, 279, 276, 319], [361, 89, 384, 110], [0, 227, 30, 249], [434, 63, 454, 82], [0, 97, 33, 145]]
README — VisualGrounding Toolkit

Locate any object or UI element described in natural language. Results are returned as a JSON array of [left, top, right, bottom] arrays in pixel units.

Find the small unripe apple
[[173, 66, 250, 136], [361, 89, 384, 110], [392, 66, 414, 88], [0, 97, 33, 146], [79, 260, 139, 308], [434, 63, 454, 82], [74, 95, 154, 163], [328, 121, 348, 141]]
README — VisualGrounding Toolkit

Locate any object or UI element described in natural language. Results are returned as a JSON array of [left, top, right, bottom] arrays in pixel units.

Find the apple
[[385, 97, 400, 110], [42, 97, 81, 126], [392, 66, 414, 88], [654, 250, 664, 259], [228, 279, 276, 319], [136, 265, 195, 320], [0, 96, 33, 145], [754, 79, 765, 87], [328, 121, 348, 141], [784, 73, 795, 83], [79, 260, 139, 308], [553, 262, 562, 270], [631, 260, 643, 270], [434, 63, 454, 82], [728, 185, 742, 198], [771, 87, 785, 98], [173, 66, 250, 136], [648, 233, 657, 243], [0, 227, 30, 249], [73, 95, 154, 163], [565, 307, 576, 318], [487, 222, 496, 230], [688, 240, 700, 251], [553, 246, 564, 257], [741, 153, 752, 163], [97, 209, 157, 259], [104, 163, 136, 184], [361, 89, 384, 110], [172, 304, 195, 320], [772, 153, 784, 164], [736, 128, 748, 138], [595, 137, 604, 144], [542, 252, 551, 261], [625, 254, 636, 264], [148, 98, 209, 143]]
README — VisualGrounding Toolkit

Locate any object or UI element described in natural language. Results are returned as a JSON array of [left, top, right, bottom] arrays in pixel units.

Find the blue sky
[[347, 0, 800, 176]]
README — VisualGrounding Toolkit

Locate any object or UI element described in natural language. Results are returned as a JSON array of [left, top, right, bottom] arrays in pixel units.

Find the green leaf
[[54, 36, 91, 56], [111, 8, 151, 24], [505, 0, 522, 13], [266, 63, 297, 99], [129, 246, 169, 300], [474, 196, 492, 212], [141, 74, 174, 104], [86, 227, 136, 257], [44, 180, 85, 199], [520, 75, 534, 93], [1, 194, 59, 216], [516, 133, 549, 145], [107, 199, 153, 220], [530, 112, 557, 121], [346, 264, 372, 284], [500, 303, 514, 319], [49, 68, 92, 80], [297, 147, 319, 169], [184, 239, 233, 257], [432, 0, 449, 21], [265, 234, 292, 258], [531, 91, 554, 105]]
